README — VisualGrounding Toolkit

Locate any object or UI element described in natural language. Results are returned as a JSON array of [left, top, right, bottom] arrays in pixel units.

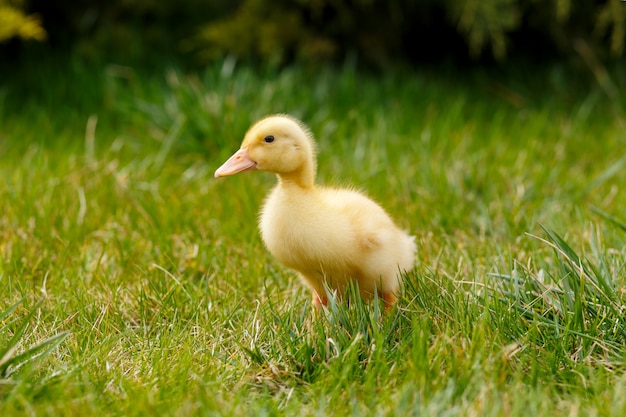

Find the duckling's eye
[[264, 135, 275, 143]]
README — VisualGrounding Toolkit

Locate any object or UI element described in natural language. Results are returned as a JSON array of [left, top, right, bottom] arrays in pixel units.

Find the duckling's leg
[[382, 291, 396, 304], [382, 291, 396, 311], [312, 291, 328, 308]]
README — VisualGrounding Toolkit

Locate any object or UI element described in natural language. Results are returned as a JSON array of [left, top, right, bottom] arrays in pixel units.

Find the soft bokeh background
[[2, 0, 625, 68]]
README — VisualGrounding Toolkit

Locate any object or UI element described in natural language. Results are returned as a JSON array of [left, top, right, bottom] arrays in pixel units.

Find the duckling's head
[[215, 115, 317, 185]]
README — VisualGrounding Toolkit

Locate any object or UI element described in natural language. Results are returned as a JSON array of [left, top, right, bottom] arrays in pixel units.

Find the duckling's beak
[[214, 148, 257, 178]]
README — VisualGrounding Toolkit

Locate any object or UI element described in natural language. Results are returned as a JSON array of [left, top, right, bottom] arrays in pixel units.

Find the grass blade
[[590, 205, 626, 233]]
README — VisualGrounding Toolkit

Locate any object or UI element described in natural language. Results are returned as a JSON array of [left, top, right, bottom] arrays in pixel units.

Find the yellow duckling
[[215, 115, 416, 307]]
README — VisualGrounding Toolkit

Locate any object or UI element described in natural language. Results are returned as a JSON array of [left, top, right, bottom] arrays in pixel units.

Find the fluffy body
[[215, 114, 416, 306], [261, 185, 415, 303]]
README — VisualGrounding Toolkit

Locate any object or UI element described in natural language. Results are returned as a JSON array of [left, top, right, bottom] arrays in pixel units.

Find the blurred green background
[[2, 0, 624, 67]]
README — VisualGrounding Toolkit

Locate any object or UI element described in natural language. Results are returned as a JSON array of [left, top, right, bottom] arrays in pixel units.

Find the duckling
[[215, 115, 416, 307]]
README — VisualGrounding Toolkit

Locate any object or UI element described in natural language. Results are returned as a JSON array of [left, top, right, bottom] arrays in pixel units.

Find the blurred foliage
[[1, 0, 624, 65], [595, 0, 626, 56], [447, 0, 520, 59], [0, 0, 45, 42], [194, 0, 425, 65], [6, 0, 238, 64], [195, 0, 626, 65]]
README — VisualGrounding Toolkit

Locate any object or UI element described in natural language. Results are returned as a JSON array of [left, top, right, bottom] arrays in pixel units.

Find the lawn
[[1, 58, 626, 416]]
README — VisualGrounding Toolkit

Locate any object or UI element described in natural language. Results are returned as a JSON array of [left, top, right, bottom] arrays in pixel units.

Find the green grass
[[1, 58, 626, 416]]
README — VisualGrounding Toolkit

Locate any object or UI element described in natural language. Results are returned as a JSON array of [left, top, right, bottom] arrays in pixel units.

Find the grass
[[1, 57, 626, 416]]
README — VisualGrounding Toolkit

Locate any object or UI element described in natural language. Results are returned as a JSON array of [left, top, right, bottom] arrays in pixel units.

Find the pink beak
[[214, 148, 257, 178]]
